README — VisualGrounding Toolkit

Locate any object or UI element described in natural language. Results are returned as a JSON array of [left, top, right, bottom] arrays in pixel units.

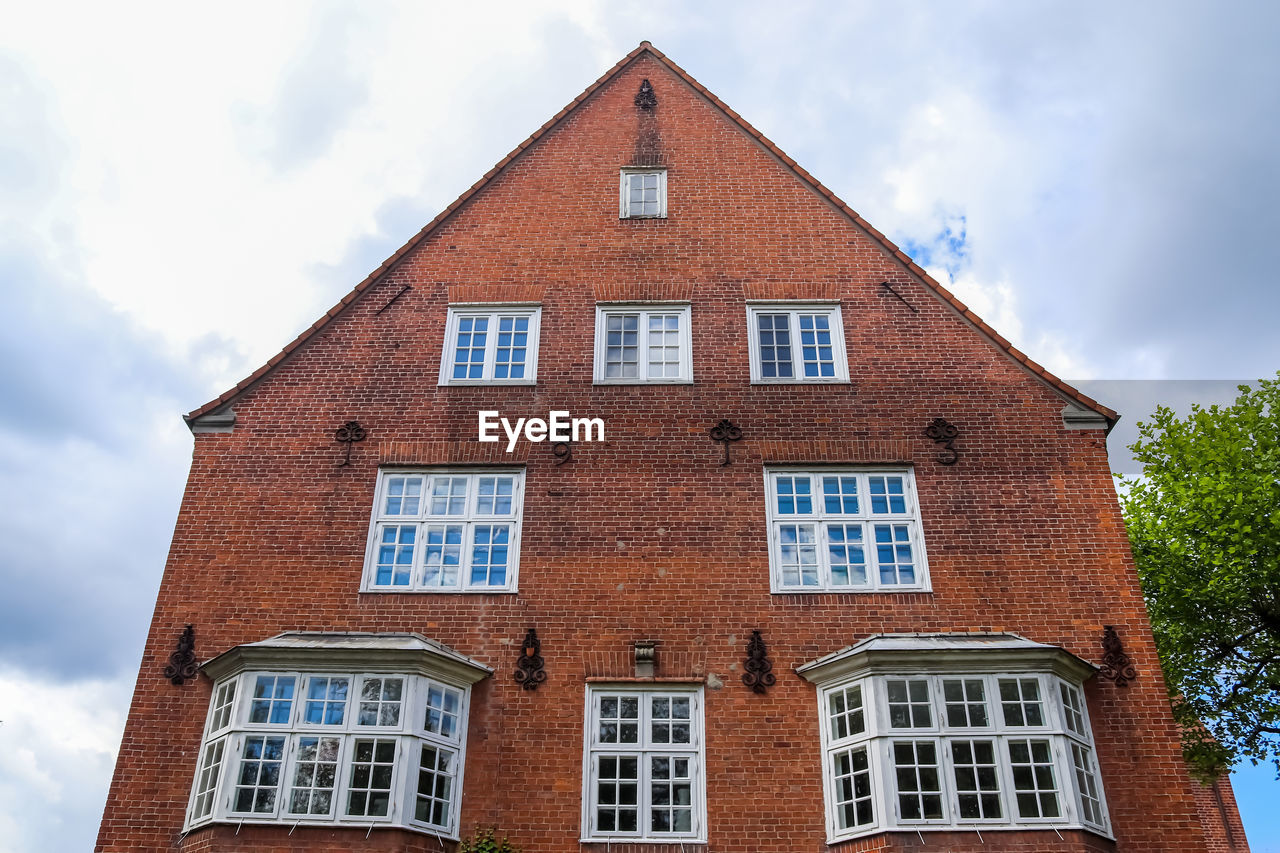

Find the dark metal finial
[[742, 630, 776, 694], [635, 79, 657, 110], [709, 419, 743, 466], [514, 628, 546, 690], [335, 420, 366, 467], [163, 624, 198, 685], [1099, 625, 1137, 686], [924, 418, 959, 465]]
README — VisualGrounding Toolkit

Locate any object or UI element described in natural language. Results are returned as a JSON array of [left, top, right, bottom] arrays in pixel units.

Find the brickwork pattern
[[98, 51, 1241, 852]]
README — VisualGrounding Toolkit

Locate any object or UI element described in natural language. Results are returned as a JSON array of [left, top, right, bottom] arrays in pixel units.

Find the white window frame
[[764, 467, 930, 593], [438, 305, 541, 386], [746, 302, 849, 383], [580, 686, 707, 843], [619, 168, 667, 219], [361, 468, 525, 594], [185, 669, 472, 839], [815, 671, 1111, 843], [593, 303, 693, 384]]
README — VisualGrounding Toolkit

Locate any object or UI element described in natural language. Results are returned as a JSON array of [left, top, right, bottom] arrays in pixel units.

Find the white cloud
[[0, 669, 131, 853]]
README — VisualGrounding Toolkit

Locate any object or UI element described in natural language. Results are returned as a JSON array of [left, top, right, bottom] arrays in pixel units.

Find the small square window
[[593, 304, 692, 383], [439, 306, 541, 385], [746, 303, 849, 383], [620, 169, 667, 218]]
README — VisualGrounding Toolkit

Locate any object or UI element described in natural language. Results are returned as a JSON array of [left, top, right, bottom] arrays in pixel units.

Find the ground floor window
[[581, 686, 706, 842], [800, 635, 1111, 843]]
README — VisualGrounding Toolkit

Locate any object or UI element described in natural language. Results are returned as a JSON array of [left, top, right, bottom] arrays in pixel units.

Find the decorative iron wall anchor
[[552, 438, 572, 466], [514, 628, 546, 690], [709, 419, 743, 466], [1099, 625, 1137, 686], [334, 420, 366, 467], [741, 630, 776, 694], [163, 624, 198, 685], [924, 417, 959, 465], [635, 79, 657, 110]]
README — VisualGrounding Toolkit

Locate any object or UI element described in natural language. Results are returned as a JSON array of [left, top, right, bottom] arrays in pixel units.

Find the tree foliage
[[1120, 374, 1280, 778]]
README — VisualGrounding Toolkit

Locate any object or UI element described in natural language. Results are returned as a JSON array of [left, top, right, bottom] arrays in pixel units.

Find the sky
[[1, 1, 1278, 850]]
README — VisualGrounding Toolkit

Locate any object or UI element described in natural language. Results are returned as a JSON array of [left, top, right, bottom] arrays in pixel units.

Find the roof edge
[[185, 40, 1116, 429]]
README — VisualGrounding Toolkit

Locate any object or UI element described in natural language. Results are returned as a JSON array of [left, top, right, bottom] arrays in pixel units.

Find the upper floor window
[[438, 306, 541, 385], [765, 468, 928, 593], [582, 686, 706, 843], [362, 469, 524, 593], [746, 303, 849, 383], [620, 168, 667, 218], [593, 303, 693, 383]]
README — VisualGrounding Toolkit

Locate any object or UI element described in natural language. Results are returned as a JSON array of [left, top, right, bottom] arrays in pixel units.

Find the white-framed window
[[593, 303, 693, 383], [362, 469, 524, 593], [764, 468, 929, 593], [815, 671, 1110, 842], [438, 305, 541, 385], [745, 302, 849, 383], [619, 168, 667, 218], [581, 686, 706, 843], [186, 669, 471, 837]]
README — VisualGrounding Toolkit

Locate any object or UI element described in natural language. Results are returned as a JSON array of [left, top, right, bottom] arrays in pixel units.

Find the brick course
[[97, 45, 1244, 852]]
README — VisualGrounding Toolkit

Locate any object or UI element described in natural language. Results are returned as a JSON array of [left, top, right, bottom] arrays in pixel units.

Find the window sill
[[749, 378, 851, 385], [592, 379, 694, 386], [359, 588, 519, 595], [183, 817, 460, 842], [437, 380, 537, 387], [827, 824, 1115, 846], [770, 587, 933, 595]]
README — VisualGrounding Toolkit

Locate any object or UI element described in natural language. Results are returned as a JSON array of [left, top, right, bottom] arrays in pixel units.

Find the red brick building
[[97, 43, 1247, 852]]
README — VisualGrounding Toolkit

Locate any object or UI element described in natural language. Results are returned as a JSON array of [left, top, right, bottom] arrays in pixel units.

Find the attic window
[[620, 169, 666, 219]]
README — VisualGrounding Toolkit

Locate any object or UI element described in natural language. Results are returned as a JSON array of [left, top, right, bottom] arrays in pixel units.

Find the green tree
[[1120, 374, 1280, 778]]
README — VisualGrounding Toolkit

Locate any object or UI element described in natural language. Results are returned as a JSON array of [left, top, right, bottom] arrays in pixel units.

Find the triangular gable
[[186, 42, 1116, 430]]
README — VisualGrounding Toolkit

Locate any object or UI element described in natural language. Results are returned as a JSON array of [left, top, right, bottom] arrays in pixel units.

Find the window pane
[[832, 747, 873, 828], [778, 523, 819, 587], [828, 684, 865, 740], [375, 525, 416, 586], [383, 476, 423, 516], [892, 740, 944, 821], [286, 735, 340, 816], [798, 313, 835, 377], [886, 678, 932, 728], [451, 316, 488, 379], [757, 314, 793, 377], [1071, 743, 1105, 826], [942, 678, 989, 728], [999, 678, 1044, 727], [346, 738, 397, 817], [358, 677, 403, 727], [249, 675, 295, 724], [415, 745, 456, 828], [422, 525, 463, 587], [874, 524, 915, 585], [826, 524, 866, 586], [775, 475, 813, 515], [951, 739, 1002, 820], [1008, 738, 1059, 818], [233, 735, 285, 814], [304, 677, 349, 726]]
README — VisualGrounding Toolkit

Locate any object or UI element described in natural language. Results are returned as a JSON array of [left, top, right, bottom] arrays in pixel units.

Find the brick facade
[[97, 44, 1247, 852]]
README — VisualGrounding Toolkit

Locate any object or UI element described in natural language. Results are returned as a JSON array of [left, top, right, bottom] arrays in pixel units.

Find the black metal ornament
[[514, 628, 546, 690], [1099, 625, 1137, 686], [924, 417, 959, 465], [742, 630, 776, 694], [163, 624, 198, 685], [335, 420, 366, 467], [709, 419, 743, 466], [635, 79, 657, 110], [552, 438, 572, 466]]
